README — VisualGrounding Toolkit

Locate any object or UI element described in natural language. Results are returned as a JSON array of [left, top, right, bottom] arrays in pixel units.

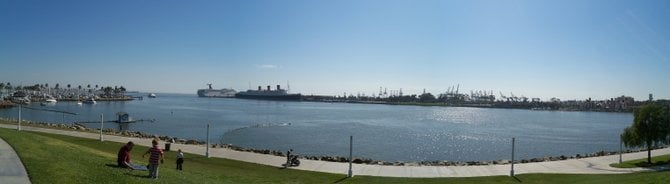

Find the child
[[176, 149, 184, 170], [143, 139, 164, 179]]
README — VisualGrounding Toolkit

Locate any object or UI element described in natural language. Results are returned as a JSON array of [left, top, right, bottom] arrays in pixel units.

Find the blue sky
[[1, 0, 669, 100]]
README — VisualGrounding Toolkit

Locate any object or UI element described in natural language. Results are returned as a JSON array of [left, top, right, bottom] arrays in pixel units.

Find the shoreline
[[0, 117, 663, 167]]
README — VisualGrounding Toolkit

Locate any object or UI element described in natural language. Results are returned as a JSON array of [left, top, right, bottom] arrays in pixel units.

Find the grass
[[611, 154, 670, 168], [1, 126, 670, 184]]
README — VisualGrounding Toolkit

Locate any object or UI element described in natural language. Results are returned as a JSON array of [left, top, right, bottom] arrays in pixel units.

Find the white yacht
[[83, 98, 96, 104]]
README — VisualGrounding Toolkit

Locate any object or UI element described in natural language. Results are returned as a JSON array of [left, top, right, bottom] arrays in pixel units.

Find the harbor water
[[0, 93, 633, 162]]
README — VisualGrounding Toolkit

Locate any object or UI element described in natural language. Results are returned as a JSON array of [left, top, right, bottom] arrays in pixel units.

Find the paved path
[[2, 124, 670, 178], [0, 136, 31, 184]]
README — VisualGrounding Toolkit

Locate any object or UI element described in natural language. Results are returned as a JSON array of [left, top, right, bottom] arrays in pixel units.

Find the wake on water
[[223, 122, 292, 135]]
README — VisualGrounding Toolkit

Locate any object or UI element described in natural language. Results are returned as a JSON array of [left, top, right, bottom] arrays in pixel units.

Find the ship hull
[[197, 89, 236, 98], [235, 93, 302, 101]]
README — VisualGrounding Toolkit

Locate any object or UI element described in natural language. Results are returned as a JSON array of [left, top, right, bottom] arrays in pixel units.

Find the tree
[[103, 86, 113, 96], [621, 104, 670, 164], [119, 86, 126, 95], [5, 82, 12, 93], [419, 93, 437, 103]]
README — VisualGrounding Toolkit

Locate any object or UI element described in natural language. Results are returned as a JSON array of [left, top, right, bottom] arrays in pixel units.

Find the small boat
[[148, 93, 157, 98], [76, 101, 83, 105], [14, 97, 30, 105], [40, 95, 57, 106], [83, 98, 96, 104]]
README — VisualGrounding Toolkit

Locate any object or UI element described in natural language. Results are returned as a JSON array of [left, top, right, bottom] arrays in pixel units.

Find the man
[[285, 149, 293, 168], [117, 141, 135, 170], [143, 139, 164, 179]]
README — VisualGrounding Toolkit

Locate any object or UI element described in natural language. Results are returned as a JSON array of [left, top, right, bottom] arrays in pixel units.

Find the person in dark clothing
[[285, 149, 293, 168], [117, 141, 135, 170]]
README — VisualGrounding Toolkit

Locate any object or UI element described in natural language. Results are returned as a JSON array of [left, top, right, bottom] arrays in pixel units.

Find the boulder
[[493, 160, 507, 164]]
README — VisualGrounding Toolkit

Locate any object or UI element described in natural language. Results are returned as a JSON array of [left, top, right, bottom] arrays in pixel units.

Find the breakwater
[[0, 101, 14, 108]]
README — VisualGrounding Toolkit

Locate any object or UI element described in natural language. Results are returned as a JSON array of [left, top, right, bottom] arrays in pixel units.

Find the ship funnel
[[258, 86, 262, 91], [277, 85, 281, 90], [267, 85, 271, 91]]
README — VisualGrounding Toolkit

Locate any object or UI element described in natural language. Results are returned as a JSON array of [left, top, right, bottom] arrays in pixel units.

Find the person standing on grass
[[176, 149, 184, 171], [143, 139, 164, 179], [117, 141, 135, 170]]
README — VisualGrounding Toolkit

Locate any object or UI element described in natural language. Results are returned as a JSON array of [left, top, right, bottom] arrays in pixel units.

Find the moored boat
[[235, 85, 301, 101], [197, 84, 236, 98], [83, 98, 96, 104]]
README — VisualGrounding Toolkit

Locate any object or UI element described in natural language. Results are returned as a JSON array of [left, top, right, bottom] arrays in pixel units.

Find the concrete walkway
[[2, 124, 670, 178], [0, 137, 31, 184]]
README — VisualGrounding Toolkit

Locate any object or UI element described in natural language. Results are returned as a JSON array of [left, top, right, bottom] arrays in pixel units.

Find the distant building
[[649, 93, 653, 102], [605, 95, 634, 112]]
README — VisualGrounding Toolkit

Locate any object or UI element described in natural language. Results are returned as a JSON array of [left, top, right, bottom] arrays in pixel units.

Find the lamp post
[[509, 137, 515, 177], [17, 104, 21, 131], [99, 113, 104, 142], [619, 135, 623, 164], [348, 135, 353, 178], [206, 123, 210, 158]]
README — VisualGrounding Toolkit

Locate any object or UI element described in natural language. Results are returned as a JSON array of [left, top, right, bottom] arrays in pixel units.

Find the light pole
[[17, 104, 22, 131], [348, 135, 353, 178], [99, 113, 104, 142], [509, 137, 515, 177], [619, 136, 623, 164], [206, 123, 210, 158]]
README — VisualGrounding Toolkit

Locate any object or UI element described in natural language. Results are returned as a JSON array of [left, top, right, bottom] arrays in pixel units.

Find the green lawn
[[611, 153, 670, 168], [1, 127, 670, 183]]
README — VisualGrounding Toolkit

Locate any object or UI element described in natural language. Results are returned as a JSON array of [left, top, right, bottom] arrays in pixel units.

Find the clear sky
[[1, 0, 669, 100]]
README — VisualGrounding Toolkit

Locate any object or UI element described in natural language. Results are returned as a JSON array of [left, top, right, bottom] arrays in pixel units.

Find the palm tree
[[103, 86, 113, 97], [66, 84, 71, 97], [6, 82, 12, 94], [119, 86, 126, 96], [0, 83, 5, 97]]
